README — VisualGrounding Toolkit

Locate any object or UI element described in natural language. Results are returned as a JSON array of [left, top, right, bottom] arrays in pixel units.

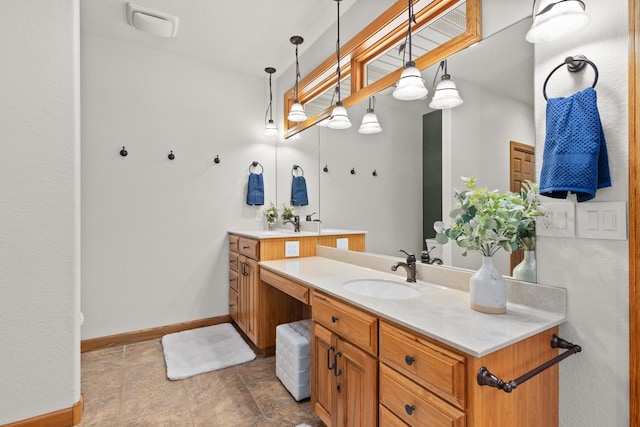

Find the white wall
[[0, 0, 81, 424], [80, 34, 277, 339], [533, 1, 630, 425]]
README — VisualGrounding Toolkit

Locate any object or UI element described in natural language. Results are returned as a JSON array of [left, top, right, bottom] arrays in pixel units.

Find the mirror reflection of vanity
[[275, 10, 534, 277]]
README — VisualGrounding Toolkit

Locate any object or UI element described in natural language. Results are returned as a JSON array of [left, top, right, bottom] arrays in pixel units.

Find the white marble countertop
[[229, 228, 367, 240], [259, 255, 566, 357]]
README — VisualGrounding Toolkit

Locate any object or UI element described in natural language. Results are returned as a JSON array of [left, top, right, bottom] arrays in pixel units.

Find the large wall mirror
[[276, 15, 534, 278]]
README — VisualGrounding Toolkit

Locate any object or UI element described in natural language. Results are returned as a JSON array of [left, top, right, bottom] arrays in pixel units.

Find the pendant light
[[525, 0, 590, 43], [393, 0, 428, 101], [327, 0, 352, 129], [358, 97, 382, 134], [429, 60, 463, 109], [263, 67, 278, 137], [287, 36, 307, 122]]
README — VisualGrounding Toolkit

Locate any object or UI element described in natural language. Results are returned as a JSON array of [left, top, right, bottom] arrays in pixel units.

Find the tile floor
[[79, 338, 324, 426]]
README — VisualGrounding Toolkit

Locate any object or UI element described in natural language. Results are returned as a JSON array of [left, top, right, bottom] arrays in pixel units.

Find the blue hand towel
[[540, 87, 611, 202], [291, 176, 308, 206], [246, 173, 264, 206]]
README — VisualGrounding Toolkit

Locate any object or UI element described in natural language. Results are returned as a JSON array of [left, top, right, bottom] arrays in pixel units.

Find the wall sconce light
[[358, 97, 382, 134], [264, 67, 278, 137], [429, 60, 463, 109], [287, 36, 307, 122], [393, 0, 428, 101], [526, 0, 590, 43], [328, 0, 352, 129]]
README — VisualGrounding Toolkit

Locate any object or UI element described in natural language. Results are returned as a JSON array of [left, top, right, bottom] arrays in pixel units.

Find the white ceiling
[[80, 0, 358, 77]]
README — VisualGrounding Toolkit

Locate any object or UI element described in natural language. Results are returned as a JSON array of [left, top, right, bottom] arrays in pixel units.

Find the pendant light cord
[[335, 0, 342, 103], [294, 45, 301, 101], [408, 0, 413, 63], [265, 72, 273, 124]]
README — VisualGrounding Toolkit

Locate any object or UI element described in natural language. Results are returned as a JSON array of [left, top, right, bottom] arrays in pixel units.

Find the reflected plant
[[282, 205, 295, 221], [264, 203, 278, 224]]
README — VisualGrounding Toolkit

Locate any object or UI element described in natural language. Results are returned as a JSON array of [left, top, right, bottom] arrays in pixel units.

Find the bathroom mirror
[[276, 17, 534, 277]]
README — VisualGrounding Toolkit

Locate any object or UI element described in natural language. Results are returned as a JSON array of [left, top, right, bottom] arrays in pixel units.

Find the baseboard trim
[[81, 315, 231, 353], [3, 395, 83, 427]]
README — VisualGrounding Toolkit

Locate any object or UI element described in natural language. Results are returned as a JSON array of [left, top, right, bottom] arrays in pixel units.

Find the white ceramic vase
[[513, 250, 537, 283], [470, 256, 507, 314]]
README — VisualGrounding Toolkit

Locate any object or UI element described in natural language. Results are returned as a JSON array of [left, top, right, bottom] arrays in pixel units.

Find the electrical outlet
[[285, 241, 300, 257], [336, 238, 349, 250], [536, 202, 575, 237]]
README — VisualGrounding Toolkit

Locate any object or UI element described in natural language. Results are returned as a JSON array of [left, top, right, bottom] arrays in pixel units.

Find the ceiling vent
[[126, 3, 179, 38]]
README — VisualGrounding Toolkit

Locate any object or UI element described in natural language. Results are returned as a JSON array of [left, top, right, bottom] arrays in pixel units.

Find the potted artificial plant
[[434, 176, 542, 314]]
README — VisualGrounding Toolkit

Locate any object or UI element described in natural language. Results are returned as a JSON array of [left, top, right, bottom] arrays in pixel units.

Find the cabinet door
[[243, 257, 259, 343], [335, 339, 378, 427], [311, 322, 335, 427]]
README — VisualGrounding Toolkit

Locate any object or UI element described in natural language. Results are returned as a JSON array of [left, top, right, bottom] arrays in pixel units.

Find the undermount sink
[[343, 279, 421, 300]]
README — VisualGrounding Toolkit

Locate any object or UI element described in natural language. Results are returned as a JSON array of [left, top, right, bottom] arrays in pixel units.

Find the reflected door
[[510, 141, 535, 273]]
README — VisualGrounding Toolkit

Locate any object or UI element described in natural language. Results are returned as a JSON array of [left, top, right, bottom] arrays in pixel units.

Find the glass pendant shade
[[264, 119, 278, 136], [288, 100, 307, 122], [429, 75, 464, 109], [526, 0, 590, 43], [358, 109, 382, 134], [393, 63, 428, 101], [327, 102, 351, 129]]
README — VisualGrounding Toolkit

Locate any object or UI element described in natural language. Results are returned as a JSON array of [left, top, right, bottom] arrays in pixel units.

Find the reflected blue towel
[[291, 176, 308, 206], [540, 87, 611, 202], [246, 173, 264, 206]]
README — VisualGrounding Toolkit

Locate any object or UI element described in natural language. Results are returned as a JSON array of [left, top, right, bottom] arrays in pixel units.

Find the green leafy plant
[[264, 203, 278, 224], [434, 176, 542, 257], [281, 205, 295, 221]]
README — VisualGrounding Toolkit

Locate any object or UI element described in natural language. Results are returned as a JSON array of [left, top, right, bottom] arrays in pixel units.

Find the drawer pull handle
[[327, 346, 335, 371], [405, 355, 415, 366], [405, 404, 416, 416], [331, 316, 339, 323], [243, 245, 250, 249], [334, 351, 343, 377]]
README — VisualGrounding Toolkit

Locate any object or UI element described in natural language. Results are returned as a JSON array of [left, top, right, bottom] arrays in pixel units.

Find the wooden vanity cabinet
[[227, 232, 366, 355], [311, 291, 378, 427]]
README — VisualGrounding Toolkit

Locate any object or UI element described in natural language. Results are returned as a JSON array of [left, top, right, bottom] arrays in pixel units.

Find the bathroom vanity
[[227, 230, 366, 355], [259, 246, 567, 427]]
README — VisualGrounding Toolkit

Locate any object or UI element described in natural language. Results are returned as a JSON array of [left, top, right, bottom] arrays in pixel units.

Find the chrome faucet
[[283, 215, 301, 232], [391, 249, 417, 282]]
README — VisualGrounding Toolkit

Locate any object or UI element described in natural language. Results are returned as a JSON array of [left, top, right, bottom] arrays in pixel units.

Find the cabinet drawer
[[261, 268, 309, 304], [238, 237, 260, 260], [311, 291, 378, 356], [229, 288, 238, 321], [379, 321, 465, 409], [379, 364, 465, 427], [229, 269, 238, 292], [229, 251, 239, 272], [229, 234, 239, 253], [380, 404, 409, 427]]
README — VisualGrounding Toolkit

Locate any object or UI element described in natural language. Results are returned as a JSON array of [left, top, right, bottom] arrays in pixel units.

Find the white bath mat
[[161, 323, 255, 380]]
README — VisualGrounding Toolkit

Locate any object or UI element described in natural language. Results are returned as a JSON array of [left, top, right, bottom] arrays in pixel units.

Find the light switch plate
[[576, 201, 628, 240], [336, 238, 349, 250], [285, 241, 300, 257], [536, 201, 575, 237]]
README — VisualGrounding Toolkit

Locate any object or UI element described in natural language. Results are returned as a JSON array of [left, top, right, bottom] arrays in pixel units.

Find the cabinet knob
[[331, 316, 339, 323], [405, 355, 415, 366], [243, 245, 250, 249], [405, 404, 416, 416]]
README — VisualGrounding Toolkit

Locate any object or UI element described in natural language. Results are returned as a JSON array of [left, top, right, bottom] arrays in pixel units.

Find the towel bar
[[477, 334, 582, 393], [543, 54, 599, 100]]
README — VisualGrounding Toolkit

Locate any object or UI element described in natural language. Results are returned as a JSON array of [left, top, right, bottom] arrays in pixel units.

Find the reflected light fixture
[[429, 60, 463, 109], [287, 36, 307, 122], [358, 97, 382, 134], [327, 0, 351, 129], [263, 67, 278, 137], [393, 0, 428, 101], [525, 0, 590, 43]]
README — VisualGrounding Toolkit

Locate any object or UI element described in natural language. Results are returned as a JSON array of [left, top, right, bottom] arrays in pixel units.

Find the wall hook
[[372, 170, 378, 177], [323, 165, 329, 173], [168, 150, 175, 160], [214, 155, 221, 164], [350, 168, 356, 175], [120, 146, 128, 157]]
